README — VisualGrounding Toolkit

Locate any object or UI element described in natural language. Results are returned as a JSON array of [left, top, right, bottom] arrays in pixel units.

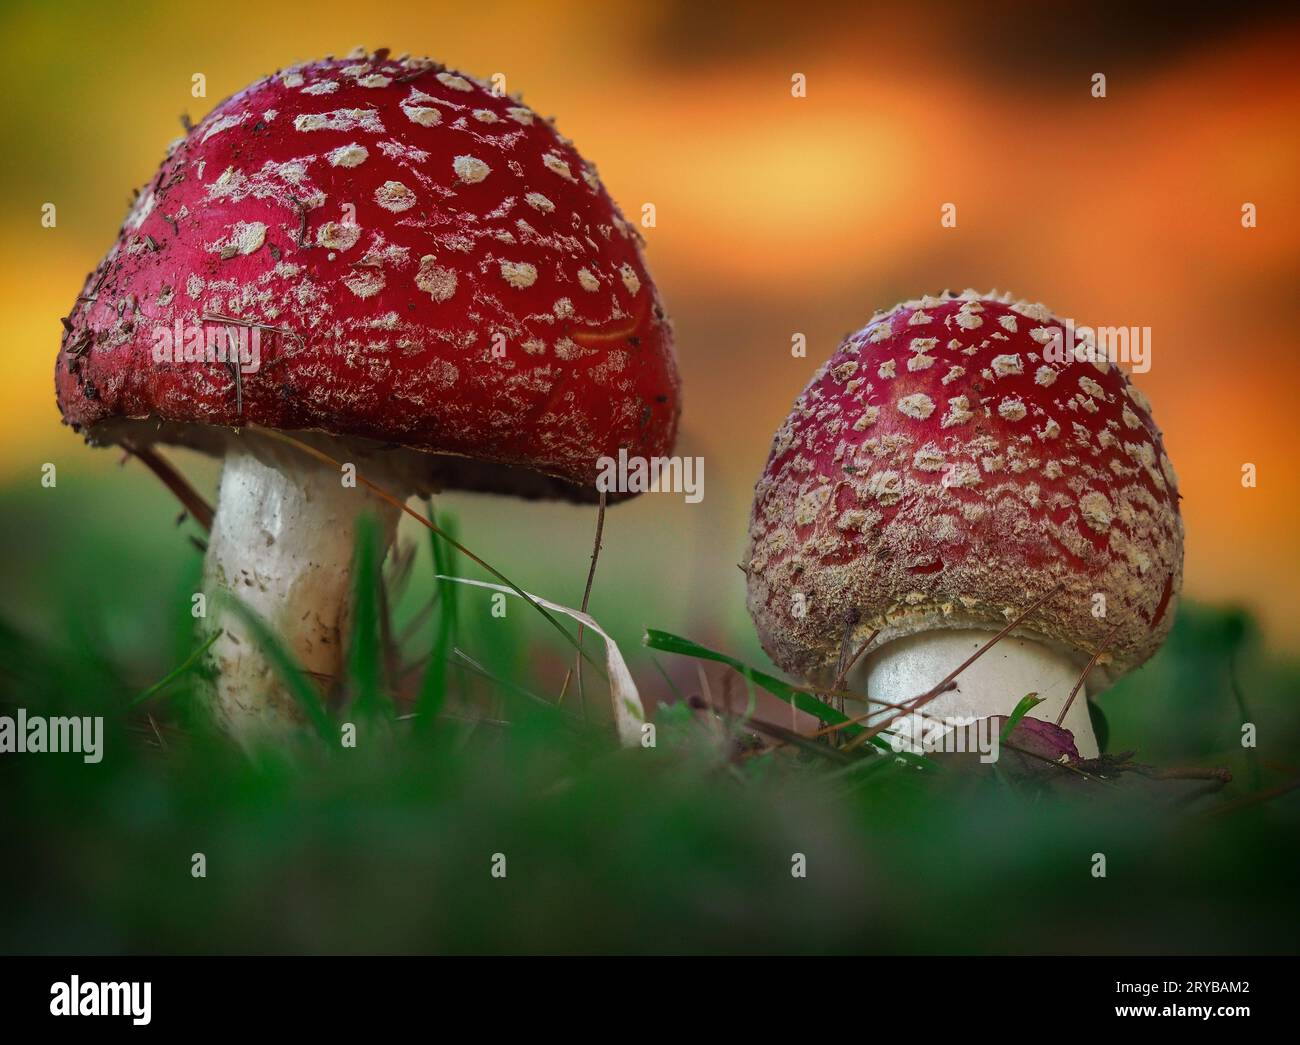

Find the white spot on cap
[[316, 222, 360, 251], [453, 155, 491, 184], [302, 81, 339, 95], [998, 398, 1027, 421], [913, 446, 946, 471], [1127, 385, 1154, 414], [543, 152, 575, 181], [507, 107, 534, 125], [328, 143, 369, 168], [897, 393, 935, 419], [577, 267, 600, 292], [619, 263, 641, 295], [1079, 375, 1106, 399], [990, 354, 1023, 377], [867, 471, 903, 505], [342, 268, 385, 299], [500, 261, 538, 288], [1160, 452, 1179, 491], [1078, 491, 1113, 533], [201, 112, 250, 144], [415, 255, 458, 302], [437, 71, 473, 92], [794, 486, 832, 525], [358, 74, 392, 88], [941, 396, 972, 428], [945, 462, 982, 488], [853, 406, 880, 430], [473, 109, 498, 123], [525, 192, 554, 212], [294, 109, 385, 134], [374, 181, 416, 212], [227, 221, 266, 255], [403, 105, 441, 127], [1035, 365, 1057, 387]]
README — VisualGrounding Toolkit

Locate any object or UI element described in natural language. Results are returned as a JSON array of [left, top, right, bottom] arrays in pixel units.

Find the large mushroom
[[55, 49, 679, 741], [744, 291, 1182, 757]]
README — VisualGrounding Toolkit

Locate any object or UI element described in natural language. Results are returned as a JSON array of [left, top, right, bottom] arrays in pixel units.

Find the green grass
[[2, 495, 1299, 954]]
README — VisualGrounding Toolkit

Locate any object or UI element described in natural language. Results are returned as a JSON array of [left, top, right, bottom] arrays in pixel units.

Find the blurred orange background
[[2, 0, 1297, 654]]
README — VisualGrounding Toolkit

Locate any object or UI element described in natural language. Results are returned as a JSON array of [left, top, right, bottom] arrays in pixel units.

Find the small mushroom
[[743, 291, 1183, 757], [54, 52, 680, 741]]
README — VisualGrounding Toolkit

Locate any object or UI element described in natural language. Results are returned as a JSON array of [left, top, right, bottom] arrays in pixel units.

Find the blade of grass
[[218, 594, 333, 742], [348, 512, 384, 716], [128, 629, 223, 708], [558, 488, 607, 718], [415, 501, 458, 728], [452, 647, 577, 720], [690, 696, 855, 764], [643, 628, 928, 766]]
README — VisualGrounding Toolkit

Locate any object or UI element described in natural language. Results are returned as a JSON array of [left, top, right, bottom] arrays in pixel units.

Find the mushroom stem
[[856, 629, 1100, 759], [202, 438, 403, 742]]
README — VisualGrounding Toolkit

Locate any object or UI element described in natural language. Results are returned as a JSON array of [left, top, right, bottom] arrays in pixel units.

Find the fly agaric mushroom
[[744, 291, 1182, 757], [54, 49, 679, 740]]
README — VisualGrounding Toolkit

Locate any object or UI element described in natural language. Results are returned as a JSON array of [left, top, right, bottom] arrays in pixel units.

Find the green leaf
[[1000, 693, 1046, 742]]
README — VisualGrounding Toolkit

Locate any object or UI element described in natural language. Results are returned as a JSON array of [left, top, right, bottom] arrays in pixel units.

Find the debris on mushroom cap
[[743, 290, 1184, 685], [54, 50, 679, 500]]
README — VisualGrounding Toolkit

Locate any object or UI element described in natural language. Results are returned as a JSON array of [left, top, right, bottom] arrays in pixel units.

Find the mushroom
[[54, 51, 680, 741], [743, 291, 1182, 758]]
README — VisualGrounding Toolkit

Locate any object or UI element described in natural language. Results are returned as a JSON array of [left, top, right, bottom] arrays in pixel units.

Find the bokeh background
[[1, 1, 1299, 954]]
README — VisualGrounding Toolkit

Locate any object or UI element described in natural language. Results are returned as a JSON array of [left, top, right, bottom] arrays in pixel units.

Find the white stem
[[202, 441, 402, 743], [852, 629, 1099, 759]]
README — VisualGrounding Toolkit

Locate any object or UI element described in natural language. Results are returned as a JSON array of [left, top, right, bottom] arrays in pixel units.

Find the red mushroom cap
[[55, 49, 679, 501], [745, 290, 1183, 684]]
